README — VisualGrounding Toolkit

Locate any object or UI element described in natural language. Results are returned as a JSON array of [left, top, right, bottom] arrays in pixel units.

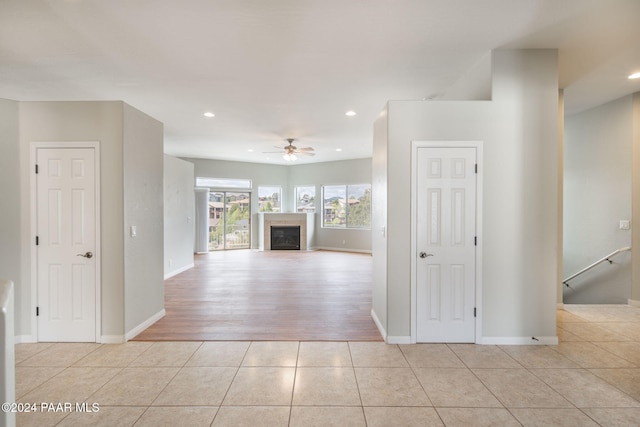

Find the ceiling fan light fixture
[[283, 153, 297, 161]]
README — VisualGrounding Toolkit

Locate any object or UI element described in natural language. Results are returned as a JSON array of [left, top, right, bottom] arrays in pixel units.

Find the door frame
[[30, 141, 101, 343], [410, 140, 483, 344]]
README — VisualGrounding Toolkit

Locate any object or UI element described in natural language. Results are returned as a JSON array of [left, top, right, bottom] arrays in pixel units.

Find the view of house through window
[[209, 191, 251, 250], [258, 186, 281, 212], [295, 186, 316, 213], [322, 184, 371, 228]]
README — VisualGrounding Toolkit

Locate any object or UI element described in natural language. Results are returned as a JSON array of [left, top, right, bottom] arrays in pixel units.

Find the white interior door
[[36, 147, 97, 342], [416, 147, 476, 343]]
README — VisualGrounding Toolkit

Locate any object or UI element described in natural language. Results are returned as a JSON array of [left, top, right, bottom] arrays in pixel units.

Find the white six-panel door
[[36, 147, 97, 342], [416, 146, 477, 343]]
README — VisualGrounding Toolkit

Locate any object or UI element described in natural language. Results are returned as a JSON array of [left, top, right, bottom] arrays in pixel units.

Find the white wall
[[186, 157, 373, 252], [122, 104, 165, 335], [374, 50, 559, 343], [564, 96, 633, 303], [164, 155, 195, 278]]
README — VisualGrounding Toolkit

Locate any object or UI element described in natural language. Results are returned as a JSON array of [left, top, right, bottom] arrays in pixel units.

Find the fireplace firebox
[[270, 226, 301, 250]]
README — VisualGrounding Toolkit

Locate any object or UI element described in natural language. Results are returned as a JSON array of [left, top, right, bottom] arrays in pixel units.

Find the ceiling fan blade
[[297, 147, 314, 151], [296, 151, 315, 156]]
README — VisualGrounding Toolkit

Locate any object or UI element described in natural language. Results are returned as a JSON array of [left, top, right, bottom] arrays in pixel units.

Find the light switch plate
[[619, 220, 630, 230]]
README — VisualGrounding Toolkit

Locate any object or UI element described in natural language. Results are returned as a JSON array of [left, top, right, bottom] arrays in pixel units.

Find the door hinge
[[474, 307, 477, 317], [475, 163, 478, 174], [36, 306, 39, 316], [474, 236, 477, 246], [36, 236, 39, 246], [35, 164, 39, 174]]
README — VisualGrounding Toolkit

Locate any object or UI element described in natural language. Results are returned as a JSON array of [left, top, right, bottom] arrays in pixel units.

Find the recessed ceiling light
[[203, 112, 215, 118], [629, 72, 640, 79], [336, 148, 342, 152], [345, 111, 356, 116], [247, 149, 254, 152]]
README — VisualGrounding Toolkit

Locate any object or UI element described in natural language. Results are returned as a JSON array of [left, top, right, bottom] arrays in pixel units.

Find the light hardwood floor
[[133, 250, 383, 341]]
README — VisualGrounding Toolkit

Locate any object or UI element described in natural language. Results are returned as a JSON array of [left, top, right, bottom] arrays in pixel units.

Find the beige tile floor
[[12, 305, 640, 426]]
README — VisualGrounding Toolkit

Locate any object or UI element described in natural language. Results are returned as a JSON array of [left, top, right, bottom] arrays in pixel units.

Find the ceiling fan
[[265, 138, 315, 161]]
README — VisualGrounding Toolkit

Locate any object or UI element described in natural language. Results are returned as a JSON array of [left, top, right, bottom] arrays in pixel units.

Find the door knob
[[419, 252, 433, 259], [77, 251, 93, 259]]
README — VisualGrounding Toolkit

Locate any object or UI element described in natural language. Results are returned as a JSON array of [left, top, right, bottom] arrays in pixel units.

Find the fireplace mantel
[[258, 213, 315, 251]]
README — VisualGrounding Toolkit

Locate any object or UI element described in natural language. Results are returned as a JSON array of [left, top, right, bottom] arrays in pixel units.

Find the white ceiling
[[1, 0, 639, 165]]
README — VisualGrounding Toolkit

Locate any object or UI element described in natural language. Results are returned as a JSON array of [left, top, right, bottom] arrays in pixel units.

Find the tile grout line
[[287, 341, 301, 427], [211, 341, 252, 424], [347, 341, 368, 426]]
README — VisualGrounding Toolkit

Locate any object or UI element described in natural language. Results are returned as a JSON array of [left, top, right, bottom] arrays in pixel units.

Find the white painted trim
[[100, 335, 126, 344], [313, 246, 372, 254], [410, 141, 484, 344], [125, 309, 166, 341], [370, 309, 387, 341], [387, 336, 412, 344], [164, 263, 195, 280], [14, 335, 36, 344], [629, 299, 640, 307], [479, 336, 559, 345], [30, 141, 101, 343]]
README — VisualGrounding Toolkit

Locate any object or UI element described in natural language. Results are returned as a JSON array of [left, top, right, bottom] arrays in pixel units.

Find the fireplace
[[270, 226, 301, 250]]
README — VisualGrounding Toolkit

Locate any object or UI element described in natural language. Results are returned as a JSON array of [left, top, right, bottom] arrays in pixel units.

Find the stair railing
[[563, 246, 631, 287]]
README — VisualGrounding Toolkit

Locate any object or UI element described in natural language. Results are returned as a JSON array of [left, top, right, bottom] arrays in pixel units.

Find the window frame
[[321, 184, 371, 229], [295, 185, 316, 213], [258, 185, 282, 213]]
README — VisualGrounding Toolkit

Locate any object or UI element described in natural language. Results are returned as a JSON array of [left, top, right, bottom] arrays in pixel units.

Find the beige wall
[[373, 50, 559, 342], [3, 100, 164, 341], [632, 93, 640, 304], [19, 101, 126, 339], [164, 155, 195, 277], [564, 95, 633, 303], [186, 157, 373, 252], [0, 99, 21, 332], [123, 103, 165, 334]]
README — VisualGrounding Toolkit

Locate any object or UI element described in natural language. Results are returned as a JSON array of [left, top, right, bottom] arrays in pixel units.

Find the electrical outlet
[[619, 220, 630, 230]]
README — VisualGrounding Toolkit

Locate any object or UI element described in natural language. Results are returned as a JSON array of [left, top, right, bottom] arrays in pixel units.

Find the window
[[195, 177, 251, 189], [258, 186, 281, 212], [322, 184, 371, 229], [295, 186, 316, 213]]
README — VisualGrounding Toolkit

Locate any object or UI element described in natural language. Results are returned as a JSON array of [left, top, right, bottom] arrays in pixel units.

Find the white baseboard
[[164, 263, 195, 280], [629, 299, 640, 308], [125, 309, 166, 341], [14, 335, 35, 344], [387, 336, 412, 344], [100, 335, 126, 344], [370, 309, 387, 341], [314, 246, 372, 254], [479, 336, 558, 345], [557, 303, 564, 310]]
